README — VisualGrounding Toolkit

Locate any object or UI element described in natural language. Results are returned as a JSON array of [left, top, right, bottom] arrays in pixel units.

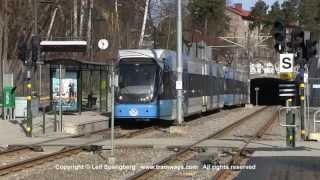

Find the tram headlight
[[119, 96, 123, 100]]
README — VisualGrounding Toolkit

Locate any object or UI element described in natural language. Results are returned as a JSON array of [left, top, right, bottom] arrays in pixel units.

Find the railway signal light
[[274, 20, 285, 53], [31, 35, 40, 64], [305, 40, 317, 60], [290, 29, 305, 65], [18, 40, 27, 64], [291, 28, 304, 49]]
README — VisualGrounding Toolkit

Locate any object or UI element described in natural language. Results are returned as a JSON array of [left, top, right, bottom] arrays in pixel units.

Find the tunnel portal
[[250, 78, 294, 106]]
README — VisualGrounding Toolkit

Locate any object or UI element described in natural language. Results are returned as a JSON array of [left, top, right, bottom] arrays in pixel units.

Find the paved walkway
[[0, 111, 109, 146], [236, 156, 320, 180]]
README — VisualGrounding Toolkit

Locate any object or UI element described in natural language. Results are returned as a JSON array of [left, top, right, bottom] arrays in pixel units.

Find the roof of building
[[226, 3, 251, 18]]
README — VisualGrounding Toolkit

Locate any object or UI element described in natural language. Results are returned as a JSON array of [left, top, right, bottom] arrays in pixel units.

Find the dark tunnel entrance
[[251, 78, 292, 106]]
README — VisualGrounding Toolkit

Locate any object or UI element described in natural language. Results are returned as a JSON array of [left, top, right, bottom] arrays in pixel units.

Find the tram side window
[[212, 76, 216, 95], [219, 77, 224, 95], [189, 74, 200, 97], [160, 71, 176, 99]]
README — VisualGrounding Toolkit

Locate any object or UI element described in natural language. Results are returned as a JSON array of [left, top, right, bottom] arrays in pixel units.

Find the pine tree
[[189, 0, 229, 36], [250, 0, 268, 29], [298, 0, 320, 32]]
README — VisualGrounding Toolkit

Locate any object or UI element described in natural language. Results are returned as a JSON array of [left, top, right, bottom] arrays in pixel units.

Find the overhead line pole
[[176, 0, 183, 124]]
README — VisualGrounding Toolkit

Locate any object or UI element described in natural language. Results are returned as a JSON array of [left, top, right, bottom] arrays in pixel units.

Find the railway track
[[0, 126, 155, 176], [0, 127, 113, 157], [126, 106, 276, 180], [214, 107, 279, 180]]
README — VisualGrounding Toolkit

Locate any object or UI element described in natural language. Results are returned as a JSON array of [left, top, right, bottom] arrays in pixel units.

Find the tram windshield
[[117, 59, 159, 103]]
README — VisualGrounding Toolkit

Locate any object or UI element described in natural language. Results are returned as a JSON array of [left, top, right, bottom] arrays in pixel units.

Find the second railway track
[[0, 126, 156, 176], [126, 106, 278, 180]]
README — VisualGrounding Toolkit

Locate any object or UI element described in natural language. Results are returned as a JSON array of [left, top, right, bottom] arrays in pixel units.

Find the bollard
[[54, 104, 57, 132], [299, 83, 305, 140], [286, 99, 295, 147]]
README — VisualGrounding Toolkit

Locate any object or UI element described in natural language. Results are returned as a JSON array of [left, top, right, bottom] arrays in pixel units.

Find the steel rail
[[214, 107, 279, 180], [126, 106, 270, 180], [0, 127, 114, 157], [0, 126, 156, 176]]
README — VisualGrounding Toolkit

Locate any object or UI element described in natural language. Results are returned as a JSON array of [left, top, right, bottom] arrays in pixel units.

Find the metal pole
[[39, 64, 42, 97], [54, 103, 57, 132], [111, 69, 115, 157], [299, 82, 305, 139], [26, 68, 32, 137], [255, 87, 259, 106], [1, 0, 7, 119], [246, 31, 251, 105], [286, 98, 295, 147], [176, 0, 184, 124], [304, 65, 310, 135], [42, 106, 45, 134], [59, 64, 62, 132]]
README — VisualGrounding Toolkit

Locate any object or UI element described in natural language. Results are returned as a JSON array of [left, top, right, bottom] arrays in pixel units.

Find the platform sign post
[[108, 67, 116, 165], [176, 0, 184, 125], [286, 99, 295, 147], [111, 70, 115, 157], [59, 64, 64, 132]]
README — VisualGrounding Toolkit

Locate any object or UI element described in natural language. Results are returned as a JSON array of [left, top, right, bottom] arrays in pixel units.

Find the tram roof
[[118, 49, 169, 60]]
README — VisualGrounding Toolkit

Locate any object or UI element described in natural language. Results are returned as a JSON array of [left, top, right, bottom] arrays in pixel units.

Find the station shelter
[[44, 58, 112, 114]]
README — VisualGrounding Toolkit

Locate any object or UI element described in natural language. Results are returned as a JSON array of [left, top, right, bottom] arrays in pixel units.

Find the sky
[[229, 0, 285, 11]]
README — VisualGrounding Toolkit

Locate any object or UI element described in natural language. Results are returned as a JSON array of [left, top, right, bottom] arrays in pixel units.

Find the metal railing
[[278, 106, 300, 128], [313, 109, 320, 132]]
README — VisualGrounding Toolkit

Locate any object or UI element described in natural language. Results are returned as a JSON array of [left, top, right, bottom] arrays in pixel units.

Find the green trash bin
[[3, 86, 15, 108]]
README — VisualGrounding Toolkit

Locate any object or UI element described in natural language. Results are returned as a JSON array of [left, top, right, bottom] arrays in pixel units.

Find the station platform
[[0, 111, 109, 147], [0, 120, 54, 148], [235, 140, 320, 180], [31, 111, 109, 136], [237, 156, 320, 180]]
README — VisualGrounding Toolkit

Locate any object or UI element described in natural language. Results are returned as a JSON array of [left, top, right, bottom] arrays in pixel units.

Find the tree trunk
[[115, 0, 120, 48], [138, 0, 150, 48], [2, 0, 8, 76], [46, 7, 58, 40], [73, 0, 78, 38], [0, 11, 3, 94], [79, 0, 87, 39], [87, 0, 92, 59], [166, 22, 171, 49]]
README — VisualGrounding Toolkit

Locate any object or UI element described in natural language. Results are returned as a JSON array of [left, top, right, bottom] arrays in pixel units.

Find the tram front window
[[117, 60, 159, 103]]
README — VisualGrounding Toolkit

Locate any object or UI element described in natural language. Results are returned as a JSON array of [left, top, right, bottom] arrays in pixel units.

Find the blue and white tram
[[223, 66, 248, 106], [114, 49, 225, 121], [115, 49, 223, 120]]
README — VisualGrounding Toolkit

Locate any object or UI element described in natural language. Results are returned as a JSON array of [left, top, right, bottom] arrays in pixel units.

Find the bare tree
[[73, 0, 78, 38], [87, 0, 93, 57], [46, 7, 58, 39], [79, 0, 87, 38], [138, 0, 150, 48], [115, 0, 120, 48]]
